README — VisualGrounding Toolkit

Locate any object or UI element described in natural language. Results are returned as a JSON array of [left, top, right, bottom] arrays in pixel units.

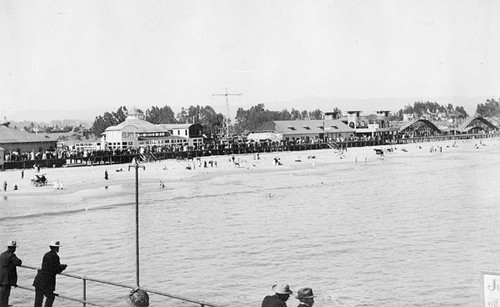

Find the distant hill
[[7, 107, 109, 122], [5, 95, 495, 122]]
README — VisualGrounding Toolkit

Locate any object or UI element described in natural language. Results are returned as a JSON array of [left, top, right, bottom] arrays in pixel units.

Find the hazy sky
[[1, 0, 499, 120]]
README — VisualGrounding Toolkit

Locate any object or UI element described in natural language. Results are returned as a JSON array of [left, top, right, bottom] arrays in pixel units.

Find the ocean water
[[2, 140, 500, 306]]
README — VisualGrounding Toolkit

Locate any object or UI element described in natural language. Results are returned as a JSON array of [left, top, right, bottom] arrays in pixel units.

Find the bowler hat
[[273, 284, 293, 295], [6, 240, 18, 247], [296, 287, 315, 299], [49, 240, 62, 247]]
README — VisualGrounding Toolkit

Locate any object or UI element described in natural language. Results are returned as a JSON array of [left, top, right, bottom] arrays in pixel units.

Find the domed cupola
[[127, 107, 145, 121]]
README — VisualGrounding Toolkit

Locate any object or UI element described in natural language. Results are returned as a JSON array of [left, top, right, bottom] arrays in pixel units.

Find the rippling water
[[2, 141, 500, 306]]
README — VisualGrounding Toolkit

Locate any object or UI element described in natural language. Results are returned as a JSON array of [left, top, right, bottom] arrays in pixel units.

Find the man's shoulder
[[262, 295, 285, 306], [0, 250, 11, 259], [45, 250, 57, 256]]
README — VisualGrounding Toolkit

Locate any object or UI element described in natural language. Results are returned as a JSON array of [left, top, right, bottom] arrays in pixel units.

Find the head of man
[[6, 240, 18, 252], [49, 240, 61, 253], [296, 287, 315, 306], [274, 284, 293, 302]]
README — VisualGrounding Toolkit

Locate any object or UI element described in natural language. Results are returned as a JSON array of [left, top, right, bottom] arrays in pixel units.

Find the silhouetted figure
[[296, 287, 315, 307], [0, 241, 22, 307], [33, 241, 67, 307], [262, 284, 293, 307]]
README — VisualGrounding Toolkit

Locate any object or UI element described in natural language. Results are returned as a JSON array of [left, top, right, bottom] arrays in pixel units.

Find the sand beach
[[2, 138, 493, 212]]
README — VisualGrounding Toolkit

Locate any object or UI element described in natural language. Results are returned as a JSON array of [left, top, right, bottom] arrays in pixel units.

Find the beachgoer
[[0, 241, 22, 307], [2, 181, 6, 192], [33, 241, 68, 307], [13, 185, 18, 191], [262, 284, 293, 307], [104, 170, 109, 180], [126, 288, 149, 307], [295, 287, 315, 307], [21, 170, 24, 179]]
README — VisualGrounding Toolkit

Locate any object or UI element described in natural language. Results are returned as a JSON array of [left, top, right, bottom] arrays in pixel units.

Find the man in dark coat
[[261, 284, 293, 307], [0, 240, 22, 307], [33, 241, 67, 307]]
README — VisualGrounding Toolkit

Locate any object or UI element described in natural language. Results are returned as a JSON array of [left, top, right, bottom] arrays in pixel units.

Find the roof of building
[[253, 119, 353, 134], [0, 125, 56, 144], [104, 117, 165, 133], [157, 123, 200, 130]]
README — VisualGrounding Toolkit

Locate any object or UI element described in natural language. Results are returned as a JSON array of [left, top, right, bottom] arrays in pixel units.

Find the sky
[[1, 0, 499, 121]]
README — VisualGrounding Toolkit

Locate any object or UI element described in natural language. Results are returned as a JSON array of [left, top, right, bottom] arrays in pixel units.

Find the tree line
[[87, 98, 499, 137], [391, 101, 469, 121], [476, 98, 500, 117], [91, 105, 225, 138], [90, 104, 332, 137]]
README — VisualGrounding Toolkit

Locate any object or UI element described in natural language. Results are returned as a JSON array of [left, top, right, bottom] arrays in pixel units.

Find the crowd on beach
[[2, 133, 497, 173]]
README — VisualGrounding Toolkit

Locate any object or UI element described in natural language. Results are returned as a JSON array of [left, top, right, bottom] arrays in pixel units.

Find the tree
[[308, 109, 323, 120], [476, 98, 500, 117], [198, 106, 225, 136], [290, 109, 301, 120], [176, 107, 188, 123], [91, 106, 128, 137], [146, 106, 177, 124]]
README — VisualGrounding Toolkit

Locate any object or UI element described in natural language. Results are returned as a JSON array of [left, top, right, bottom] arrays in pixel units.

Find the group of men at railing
[[0, 240, 67, 307]]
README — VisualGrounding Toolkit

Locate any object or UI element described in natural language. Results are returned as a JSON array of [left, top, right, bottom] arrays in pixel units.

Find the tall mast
[[212, 87, 242, 137]]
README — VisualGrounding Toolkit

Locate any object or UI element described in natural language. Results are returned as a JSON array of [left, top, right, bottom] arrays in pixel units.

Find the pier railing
[[18, 265, 219, 307]]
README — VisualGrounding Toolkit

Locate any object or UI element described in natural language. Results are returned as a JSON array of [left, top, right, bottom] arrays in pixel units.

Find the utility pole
[[212, 88, 242, 138], [128, 158, 145, 288]]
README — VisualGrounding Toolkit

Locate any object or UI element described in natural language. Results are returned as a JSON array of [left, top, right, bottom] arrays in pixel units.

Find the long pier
[[2, 133, 498, 170]]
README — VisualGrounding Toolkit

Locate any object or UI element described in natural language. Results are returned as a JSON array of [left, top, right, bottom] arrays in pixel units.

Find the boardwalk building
[[247, 119, 354, 143], [101, 109, 204, 150], [0, 122, 57, 161]]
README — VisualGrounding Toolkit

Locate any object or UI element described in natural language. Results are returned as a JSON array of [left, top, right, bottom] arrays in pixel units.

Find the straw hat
[[296, 287, 315, 299], [49, 241, 62, 247], [126, 289, 149, 307], [6, 240, 18, 247], [273, 284, 293, 295]]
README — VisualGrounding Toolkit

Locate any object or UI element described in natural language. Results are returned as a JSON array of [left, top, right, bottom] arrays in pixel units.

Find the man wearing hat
[[33, 241, 68, 307], [0, 241, 22, 307], [261, 284, 293, 307], [295, 287, 315, 307]]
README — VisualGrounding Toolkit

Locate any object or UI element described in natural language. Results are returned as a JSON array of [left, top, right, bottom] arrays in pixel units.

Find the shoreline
[[1, 137, 498, 219]]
